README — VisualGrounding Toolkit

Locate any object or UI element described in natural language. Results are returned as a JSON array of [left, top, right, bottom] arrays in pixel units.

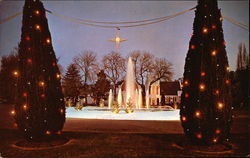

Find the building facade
[[148, 80, 182, 107]]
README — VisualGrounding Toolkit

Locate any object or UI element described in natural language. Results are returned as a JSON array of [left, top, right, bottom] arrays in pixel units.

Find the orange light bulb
[[199, 84, 205, 91], [35, 24, 41, 30], [182, 116, 187, 121], [211, 50, 217, 56], [201, 72, 206, 77], [195, 111, 201, 118], [215, 129, 221, 134], [39, 81, 45, 87], [215, 89, 219, 95], [46, 38, 51, 44], [23, 104, 27, 110], [197, 133, 202, 139], [191, 45, 196, 50], [56, 73, 61, 79], [23, 92, 27, 97], [11, 110, 15, 115], [41, 94, 45, 98], [213, 138, 218, 143], [13, 71, 19, 77], [60, 108, 64, 114], [27, 58, 32, 64], [203, 27, 208, 33], [35, 10, 40, 15], [217, 102, 224, 109], [26, 36, 30, 41]]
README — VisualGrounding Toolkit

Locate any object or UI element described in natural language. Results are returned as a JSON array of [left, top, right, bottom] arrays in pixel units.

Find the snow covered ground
[[66, 107, 180, 120]]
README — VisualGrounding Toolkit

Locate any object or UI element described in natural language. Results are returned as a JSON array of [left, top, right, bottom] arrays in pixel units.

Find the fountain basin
[[66, 107, 180, 120]]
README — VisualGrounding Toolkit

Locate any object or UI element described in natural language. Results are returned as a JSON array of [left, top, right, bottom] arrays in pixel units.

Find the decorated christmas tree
[[14, 0, 65, 141], [180, 0, 232, 145]]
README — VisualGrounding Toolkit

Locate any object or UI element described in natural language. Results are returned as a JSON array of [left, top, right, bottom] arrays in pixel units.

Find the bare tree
[[73, 50, 99, 85], [130, 50, 141, 76], [237, 43, 249, 71], [102, 51, 126, 98], [130, 51, 154, 104], [149, 58, 173, 87]]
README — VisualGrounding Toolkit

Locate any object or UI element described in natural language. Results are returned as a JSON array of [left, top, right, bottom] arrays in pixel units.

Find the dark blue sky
[[0, 1, 249, 79]]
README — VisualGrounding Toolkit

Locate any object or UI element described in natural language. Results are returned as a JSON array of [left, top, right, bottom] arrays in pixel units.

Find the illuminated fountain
[[135, 89, 138, 108], [125, 57, 136, 107], [108, 89, 113, 109], [138, 88, 143, 109], [117, 87, 122, 106], [146, 89, 150, 109]]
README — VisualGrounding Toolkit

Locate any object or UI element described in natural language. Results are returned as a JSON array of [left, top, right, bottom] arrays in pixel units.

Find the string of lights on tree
[[11, 0, 65, 141], [180, 0, 232, 145]]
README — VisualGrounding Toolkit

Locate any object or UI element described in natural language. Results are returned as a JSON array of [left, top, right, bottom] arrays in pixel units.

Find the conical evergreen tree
[[180, 0, 232, 145], [62, 63, 82, 103], [15, 0, 65, 141]]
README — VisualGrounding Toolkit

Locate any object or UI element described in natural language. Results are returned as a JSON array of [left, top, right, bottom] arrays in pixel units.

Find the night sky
[[0, 1, 249, 79]]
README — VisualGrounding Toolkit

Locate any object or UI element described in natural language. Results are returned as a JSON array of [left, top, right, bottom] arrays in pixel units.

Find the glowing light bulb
[[213, 138, 218, 143], [203, 27, 208, 34], [184, 80, 189, 86], [215, 89, 219, 95], [41, 94, 45, 98], [56, 131, 61, 135], [13, 71, 19, 77], [46, 38, 51, 44], [35, 10, 40, 15], [185, 93, 189, 98], [23, 104, 27, 110], [182, 116, 187, 121], [201, 72, 206, 77], [199, 84, 205, 91], [215, 129, 221, 134], [226, 66, 230, 72], [23, 92, 27, 97], [191, 45, 196, 50], [60, 108, 64, 114], [56, 73, 61, 79], [211, 50, 217, 56], [39, 81, 45, 87], [195, 110, 201, 118], [11, 110, 15, 115], [26, 36, 30, 41], [27, 58, 32, 64], [197, 133, 202, 139], [35, 24, 41, 30], [46, 130, 51, 135], [28, 47, 31, 51], [217, 102, 224, 109], [226, 80, 230, 84], [212, 25, 216, 29]]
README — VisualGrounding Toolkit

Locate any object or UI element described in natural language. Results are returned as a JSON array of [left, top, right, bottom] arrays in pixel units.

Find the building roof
[[160, 81, 181, 95]]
